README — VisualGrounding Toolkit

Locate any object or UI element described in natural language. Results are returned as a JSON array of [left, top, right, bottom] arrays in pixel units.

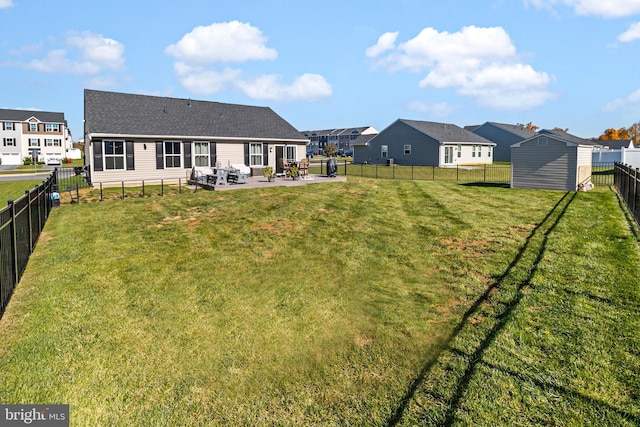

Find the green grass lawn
[[0, 179, 47, 203], [0, 178, 638, 425]]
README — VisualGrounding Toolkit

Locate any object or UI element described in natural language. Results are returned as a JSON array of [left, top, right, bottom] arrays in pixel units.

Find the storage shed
[[511, 129, 595, 191]]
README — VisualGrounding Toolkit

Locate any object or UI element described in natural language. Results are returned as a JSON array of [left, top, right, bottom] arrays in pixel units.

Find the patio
[[191, 173, 347, 191]]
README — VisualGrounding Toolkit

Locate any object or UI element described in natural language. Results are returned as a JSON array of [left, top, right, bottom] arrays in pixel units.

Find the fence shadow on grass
[[387, 191, 577, 426], [610, 186, 640, 242]]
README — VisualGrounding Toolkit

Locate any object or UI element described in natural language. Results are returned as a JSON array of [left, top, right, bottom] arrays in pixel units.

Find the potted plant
[[263, 166, 276, 182], [289, 165, 300, 180]]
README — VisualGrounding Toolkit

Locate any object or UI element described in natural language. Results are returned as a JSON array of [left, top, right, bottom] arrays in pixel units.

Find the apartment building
[[0, 109, 72, 165]]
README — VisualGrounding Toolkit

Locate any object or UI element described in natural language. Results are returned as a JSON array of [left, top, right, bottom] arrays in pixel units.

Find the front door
[[275, 146, 285, 174], [444, 146, 453, 164]]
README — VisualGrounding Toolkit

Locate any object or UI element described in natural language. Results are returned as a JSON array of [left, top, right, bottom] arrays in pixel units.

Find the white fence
[[593, 147, 640, 169]]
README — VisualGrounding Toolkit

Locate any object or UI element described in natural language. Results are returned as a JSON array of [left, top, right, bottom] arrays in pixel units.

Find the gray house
[[84, 89, 307, 184], [354, 119, 495, 166], [471, 122, 538, 162], [511, 129, 598, 191]]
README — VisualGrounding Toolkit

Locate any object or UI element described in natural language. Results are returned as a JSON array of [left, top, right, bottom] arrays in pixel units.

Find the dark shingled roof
[[84, 89, 306, 141], [538, 128, 603, 147], [0, 109, 65, 124], [485, 122, 538, 139], [400, 119, 494, 144]]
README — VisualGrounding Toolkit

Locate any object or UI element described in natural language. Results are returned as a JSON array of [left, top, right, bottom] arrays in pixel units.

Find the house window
[[250, 143, 263, 166], [478, 146, 482, 158], [164, 141, 181, 168], [457, 145, 462, 158], [45, 123, 60, 132], [3, 138, 16, 146], [472, 146, 476, 158], [104, 140, 125, 170], [3, 122, 14, 131], [381, 145, 388, 158], [29, 123, 37, 132], [404, 144, 411, 155], [29, 138, 40, 147], [45, 139, 61, 147], [194, 142, 209, 167], [286, 146, 296, 162], [488, 147, 491, 157]]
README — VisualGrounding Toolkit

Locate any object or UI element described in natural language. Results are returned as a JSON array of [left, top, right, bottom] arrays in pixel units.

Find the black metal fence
[[614, 162, 640, 227], [0, 170, 57, 319], [316, 161, 616, 186]]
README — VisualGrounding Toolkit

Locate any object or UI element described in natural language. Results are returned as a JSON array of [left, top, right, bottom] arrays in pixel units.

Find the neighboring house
[[301, 126, 378, 155], [0, 109, 72, 165], [511, 129, 596, 191], [353, 119, 495, 166], [84, 89, 307, 184], [470, 122, 538, 162], [597, 139, 633, 150]]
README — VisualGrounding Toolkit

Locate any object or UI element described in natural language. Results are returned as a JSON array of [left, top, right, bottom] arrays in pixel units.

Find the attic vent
[[537, 137, 548, 146]]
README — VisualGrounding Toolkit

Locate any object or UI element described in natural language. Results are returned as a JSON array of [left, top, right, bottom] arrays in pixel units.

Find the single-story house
[[84, 89, 308, 184], [511, 129, 599, 191], [353, 119, 495, 166], [470, 122, 538, 162]]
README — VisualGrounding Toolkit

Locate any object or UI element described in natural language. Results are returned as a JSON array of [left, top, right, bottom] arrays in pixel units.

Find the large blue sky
[[1, 0, 640, 140]]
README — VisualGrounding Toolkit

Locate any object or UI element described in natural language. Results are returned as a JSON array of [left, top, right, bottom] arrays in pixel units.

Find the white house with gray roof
[[0, 109, 72, 165], [84, 89, 308, 184], [353, 119, 495, 167]]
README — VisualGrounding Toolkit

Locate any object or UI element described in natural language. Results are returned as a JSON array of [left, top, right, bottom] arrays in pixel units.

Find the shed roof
[[84, 89, 306, 141]]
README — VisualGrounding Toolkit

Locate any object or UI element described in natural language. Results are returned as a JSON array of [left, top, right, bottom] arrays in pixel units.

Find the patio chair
[[229, 163, 251, 184], [278, 157, 290, 177], [298, 158, 309, 178]]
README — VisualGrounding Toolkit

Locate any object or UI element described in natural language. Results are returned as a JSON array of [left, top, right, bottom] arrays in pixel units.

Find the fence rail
[[614, 162, 640, 227], [314, 161, 616, 186], [0, 170, 57, 319]]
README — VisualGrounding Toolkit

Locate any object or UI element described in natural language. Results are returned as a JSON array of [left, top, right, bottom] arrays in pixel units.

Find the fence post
[[121, 181, 125, 199], [161, 179, 164, 196], [25, 190, 33, 253], [100, 183, 103, 202], [484, 164, 487, 182], [142, 180, 145, 198], [8, 200, 18, 286]]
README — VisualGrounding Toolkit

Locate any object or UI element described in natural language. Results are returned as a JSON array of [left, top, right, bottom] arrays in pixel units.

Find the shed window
[[538, 137, 548, 146]]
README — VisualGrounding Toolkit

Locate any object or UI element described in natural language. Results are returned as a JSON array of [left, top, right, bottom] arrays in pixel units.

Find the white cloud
[[366, 32, 399, 58], [237, 73, 332, 101], [166, 21, 277, 64], [604, 88, 640, 111], [369, 25, 555, 110], [0, 0, 13, 9], [525, 0, 640, 17], [619, 21, 640, 41], [173, 63, 242, 95], [5, 31, 125, 75], [167, 21, 332, 102], [407, 100, 454, 117]]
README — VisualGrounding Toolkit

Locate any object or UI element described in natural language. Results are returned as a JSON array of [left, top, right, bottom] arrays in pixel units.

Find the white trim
[[88, 133, 307, 144]]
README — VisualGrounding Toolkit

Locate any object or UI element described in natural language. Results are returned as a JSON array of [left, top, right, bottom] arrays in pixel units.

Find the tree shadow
[[387, 191, 576, 426]]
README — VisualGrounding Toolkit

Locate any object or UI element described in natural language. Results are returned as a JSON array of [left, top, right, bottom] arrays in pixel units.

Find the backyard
[[0, 177, 638, 425]]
